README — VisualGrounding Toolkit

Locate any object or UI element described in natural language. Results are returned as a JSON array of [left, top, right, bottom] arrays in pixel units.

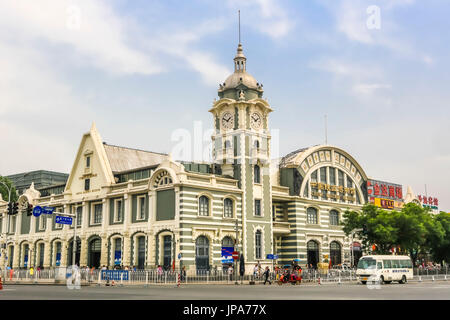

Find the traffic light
[[26, 204, 33, 216], [362, 224, 368, 235], [7, 202, 13, 215], [12, 202, 19, 215]]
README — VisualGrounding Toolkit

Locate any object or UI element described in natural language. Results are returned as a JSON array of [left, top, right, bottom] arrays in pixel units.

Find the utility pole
[[235, 218, 239, 285]]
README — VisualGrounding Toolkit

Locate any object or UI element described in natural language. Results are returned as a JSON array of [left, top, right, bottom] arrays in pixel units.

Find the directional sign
[[266, 254, 279, 260], [33, 206, 43, 217], [221, 258, 234, 264], [267, 254, 274, 259], [43, 206, 55, 215], [55, 216, 73, 225]]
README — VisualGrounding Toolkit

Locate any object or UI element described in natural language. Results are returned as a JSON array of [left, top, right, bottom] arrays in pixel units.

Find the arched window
[[254, 165, 260, 184], [198, 196, 209, 216], [255, 230, 262, 259], [222, 236, 234, 248], [307, 207, 318, 224], [224, 198, 233, 218], [329, 210, 339, 226], [224, 140, 231, 149]]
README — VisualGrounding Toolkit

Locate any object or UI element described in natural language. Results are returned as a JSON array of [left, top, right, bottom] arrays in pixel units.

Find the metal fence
[[1, 266, 448, 285]]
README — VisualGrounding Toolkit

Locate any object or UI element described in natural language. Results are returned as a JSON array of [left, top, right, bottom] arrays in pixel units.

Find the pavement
[[1, 281, 450, 300]]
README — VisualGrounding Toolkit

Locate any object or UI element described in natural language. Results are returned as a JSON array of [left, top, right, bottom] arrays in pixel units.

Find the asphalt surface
[[1, 281, 450, 300]]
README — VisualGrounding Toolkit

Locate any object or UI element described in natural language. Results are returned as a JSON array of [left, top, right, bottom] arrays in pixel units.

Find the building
[[1, 42, 377, 272], [6, 170, 69, 196]]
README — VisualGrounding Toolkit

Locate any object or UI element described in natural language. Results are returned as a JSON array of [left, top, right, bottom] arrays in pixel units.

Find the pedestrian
[[253, 264, 258, 279], [181, 266, 186, 282], [263, 266, 271, 285], [228, 264, 233, 281]]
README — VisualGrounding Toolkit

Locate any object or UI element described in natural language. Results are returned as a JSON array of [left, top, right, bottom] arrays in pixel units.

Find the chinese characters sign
[[367, 179, 403, 209], [418, 195, 438, 210]]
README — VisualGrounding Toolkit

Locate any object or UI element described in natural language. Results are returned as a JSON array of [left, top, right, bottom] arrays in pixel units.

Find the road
[[1, 281, 450, 300]]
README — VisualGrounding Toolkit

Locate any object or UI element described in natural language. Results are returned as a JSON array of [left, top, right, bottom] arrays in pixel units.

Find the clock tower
[[209, 42, 273, 266]]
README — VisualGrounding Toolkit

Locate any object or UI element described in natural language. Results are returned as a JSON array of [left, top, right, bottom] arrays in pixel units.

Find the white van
[[356, 255, 413, 284]]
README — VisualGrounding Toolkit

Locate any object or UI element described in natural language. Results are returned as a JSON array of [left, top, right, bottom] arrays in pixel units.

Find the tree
[[427, 212, 450, 264], [342, 204, 398, 255], [0, 175, 18, 202]]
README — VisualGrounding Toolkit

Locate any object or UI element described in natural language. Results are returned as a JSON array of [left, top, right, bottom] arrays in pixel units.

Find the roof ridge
[[103, 142, 168, 156]]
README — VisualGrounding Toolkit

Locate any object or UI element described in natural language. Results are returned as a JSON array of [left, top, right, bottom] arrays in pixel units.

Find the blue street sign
[[178, 253, 182, 260], [33, 206, 43, 217], [221, 258, 234, 264], [266, 254, 278, 260], [101, 270, 129, 281], [43, 206, 55, 215], [221, 247, 234, 257], [55, 216, 73, 225]]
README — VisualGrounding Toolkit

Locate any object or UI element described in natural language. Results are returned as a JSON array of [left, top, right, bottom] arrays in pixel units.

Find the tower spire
[[234, 10, 246, 72], [238, 10, 241, 44]]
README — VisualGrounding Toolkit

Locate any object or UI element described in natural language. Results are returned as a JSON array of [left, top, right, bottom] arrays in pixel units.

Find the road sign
[[55, 216, 73, 225], [178, 253, 182, 260], [221, 258, 234, 264], [232, 251, 239, 260], [267, 254, 274, 259], [32, 206, 43, 217], [266, 254, 279, 260], [43, 206, 55, 214]]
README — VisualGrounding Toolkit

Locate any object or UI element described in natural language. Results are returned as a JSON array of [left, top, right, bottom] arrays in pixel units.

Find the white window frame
[[307, 207, 319, 225], [255, 229, 263, 260], [198, 195, 211, 217], [329, 210, 339, 226], [91, 202, 103, 225], [137, 196, 146, 221], [114, 199, 123, 223], [223, 198, 234, 218]]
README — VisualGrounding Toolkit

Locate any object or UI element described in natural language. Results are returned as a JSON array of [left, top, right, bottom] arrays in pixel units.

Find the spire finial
[[238, 10, 241, 44]]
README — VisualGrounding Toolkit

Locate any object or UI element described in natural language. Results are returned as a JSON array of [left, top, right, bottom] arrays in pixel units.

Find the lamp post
[[234, 218, 239, 285]]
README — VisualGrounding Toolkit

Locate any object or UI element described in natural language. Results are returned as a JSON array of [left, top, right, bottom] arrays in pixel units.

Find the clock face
[[221, 112, 234, 129], [250, 112, 262, 130]]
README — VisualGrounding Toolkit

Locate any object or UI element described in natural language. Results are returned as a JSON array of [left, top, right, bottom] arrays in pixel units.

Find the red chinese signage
[[367, 179, 403, 201], [418, 195, 438, 207]]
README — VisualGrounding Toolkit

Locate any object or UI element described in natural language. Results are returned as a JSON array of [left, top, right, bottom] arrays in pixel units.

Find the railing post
[[145, 271, 148, 287]]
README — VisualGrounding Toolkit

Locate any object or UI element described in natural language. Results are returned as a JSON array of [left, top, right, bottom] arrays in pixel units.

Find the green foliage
[[342, 203, 449, 263], [0, 176, 18, 202]]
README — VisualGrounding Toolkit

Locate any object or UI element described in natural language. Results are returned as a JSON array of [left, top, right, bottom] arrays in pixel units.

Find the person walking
[[263, 266, 272, 285], [228, 264, 233, 281]]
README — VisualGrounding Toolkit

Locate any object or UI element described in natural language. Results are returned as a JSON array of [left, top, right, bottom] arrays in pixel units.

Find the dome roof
[[218, 43, 263, 94]]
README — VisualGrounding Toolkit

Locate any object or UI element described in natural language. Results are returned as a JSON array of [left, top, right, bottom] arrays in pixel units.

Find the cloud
[[0, 0, 163, 75], [227, 0, 294, 39], [352, 83, 391, 95]]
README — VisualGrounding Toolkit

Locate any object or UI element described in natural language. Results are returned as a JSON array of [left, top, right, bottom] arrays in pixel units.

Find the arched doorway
[[351, 242, 362, 267], [67, 238, 81, 266], [307, 240, 319, 269], [137, 236, 146, 269], [88, 238, 101, 268], [195, 236, 210, 272], [23, 243, 29, 268], [330, 241, 342, 266], [163, 235, 172, 270]]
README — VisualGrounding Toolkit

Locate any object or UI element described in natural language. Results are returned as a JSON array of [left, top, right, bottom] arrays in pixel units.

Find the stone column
[[146, 231, 153, 268], [13, 243, 20, 268], [122, 231, 131, 267], [43, 240, 51, 268], [80, 235, 88, 267], [100, 234, 108, 267], [60, 241, 68, 267]]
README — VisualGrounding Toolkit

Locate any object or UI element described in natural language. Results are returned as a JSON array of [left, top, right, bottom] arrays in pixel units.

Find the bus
[[356, 255, 413, 284]]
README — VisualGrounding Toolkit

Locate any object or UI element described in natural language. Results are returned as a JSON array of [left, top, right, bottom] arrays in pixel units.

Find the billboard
[[367, 179, 403, 209]]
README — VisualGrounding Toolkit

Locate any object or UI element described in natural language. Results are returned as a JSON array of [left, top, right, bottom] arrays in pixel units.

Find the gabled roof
[[103, 143, 169, 173]]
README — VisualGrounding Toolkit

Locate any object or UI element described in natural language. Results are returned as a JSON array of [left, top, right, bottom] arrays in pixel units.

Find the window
[[76, 206, 82, 226], [254, 140, 260, 149], [254, 199, 261, 216], [222, 236, 234, 247], [224, 140, 231, 149], [163, 235, 172, 269], [347, 176, 353, 188], [114, 199, 123, 222], [338, 170, 344, 186], [329, 168, 336, 185], [311, 170, 318, 183], [329, 210, 339, 226], [307, 207, 318, 224], [391, 260, 400, 268], [224, 198, 233, 218], [137, 196, 146, 220], [272, 205, 276, 221], [320, 167, 327, 183], [86, 156, 90, 168], [383, 260, 392, 268], [39, 215, 46, 230], [84, 179, 90, 191], [198, 196, 209, 216], [39, 243, 45, 267], [93, 203, 102, 224], [255, 230, 262, 259], [254, 165, 260, 184]]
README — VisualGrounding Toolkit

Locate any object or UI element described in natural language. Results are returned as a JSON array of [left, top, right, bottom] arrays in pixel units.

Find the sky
[[0, 0, 449, 211]]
